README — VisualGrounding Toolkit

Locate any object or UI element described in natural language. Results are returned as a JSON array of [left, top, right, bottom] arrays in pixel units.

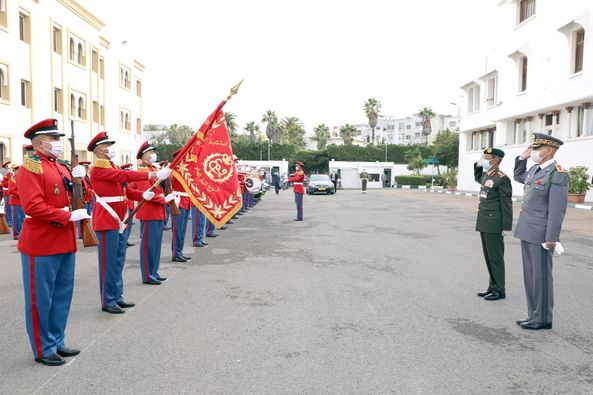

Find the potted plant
[[568, 166, 590, 204], [445, 168, 458, 192]]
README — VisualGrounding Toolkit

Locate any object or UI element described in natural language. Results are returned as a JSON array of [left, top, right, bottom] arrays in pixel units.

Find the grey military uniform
[[514, 157, 568, 325]]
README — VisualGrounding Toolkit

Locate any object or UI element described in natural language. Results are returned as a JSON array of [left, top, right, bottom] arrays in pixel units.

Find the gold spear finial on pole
[[227, 79, 244, 101]]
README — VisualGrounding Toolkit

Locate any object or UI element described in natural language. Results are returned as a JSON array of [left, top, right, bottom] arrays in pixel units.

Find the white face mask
[[48, 140, 64, 158], [531, 150, 543, 164], [150, 153, 157, 163], [107, 146, 117, 159]]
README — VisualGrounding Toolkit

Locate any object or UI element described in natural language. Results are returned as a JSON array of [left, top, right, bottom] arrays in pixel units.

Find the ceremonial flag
[[171, 101, 242, 228]]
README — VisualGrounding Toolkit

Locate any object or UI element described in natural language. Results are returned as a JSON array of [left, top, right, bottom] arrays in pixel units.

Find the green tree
[[224, 112, 238, 136], [363, 98, 382, 145], [153, 123, 194, 146], [405, 148, 427, 175], [312, 124, 330, 150], [244, 121, 260, 143], [261, 110, 280, 143], [340, 124, 358, 145], [431, 129, 459, 169], [280, 116, 306, 148], [418, 107, 436, 145]]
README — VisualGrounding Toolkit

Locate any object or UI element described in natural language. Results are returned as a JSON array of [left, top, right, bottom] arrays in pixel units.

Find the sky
[[82, 0, 498, 134]]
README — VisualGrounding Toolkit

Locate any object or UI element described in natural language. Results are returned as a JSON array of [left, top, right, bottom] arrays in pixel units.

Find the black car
[[307, 174, 335, 195]]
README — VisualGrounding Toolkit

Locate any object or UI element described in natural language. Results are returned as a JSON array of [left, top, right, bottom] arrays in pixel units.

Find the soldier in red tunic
[[88, 132, 171, 313], [1, 161, 13, 227], [17, 119, 90, 366], [120, 163, 137, 247], [8, 165, 24, 239], [288, 161, 305, 221]]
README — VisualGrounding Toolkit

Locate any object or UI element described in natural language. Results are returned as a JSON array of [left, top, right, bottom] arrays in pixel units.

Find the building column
[[583, 102, 591, 136], [538, 113, 545, 132], [566, 106, 574, 138], [552, 111, 560, 137]]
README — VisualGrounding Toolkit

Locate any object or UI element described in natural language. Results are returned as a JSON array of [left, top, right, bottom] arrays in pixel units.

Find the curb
[[395, 185, 593, 211]]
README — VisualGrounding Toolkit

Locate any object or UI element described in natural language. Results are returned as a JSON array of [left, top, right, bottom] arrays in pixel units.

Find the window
[[92, 101, 99, 123], [574, 29, 585, 74], [136, 118, 142, 134], [415, 122, 421, 127], [53, 88, 63, 114], [406, 125, 411, 130], [99, 56, 105, 80], [120, 109, 131, 131], [471, 129, 494, 151], [69, 38, 75, 61], [512, 119, 532, 144], [576, 104, 592, 137], [19, 11, 30, 43], [0, 63, 9, 101], [519, 56, 528, 92], [77, 43, 83, 65], [486, 76, 497, 107], [69, 35, 86, 67], [518, 0, 535, 23], [120, 65, 131, 90], [467, 84, 480, 113], [20, 79, 31, 108], [52, 26, 62, 54], [70, 94, 75, 116], [77, 97, 83, 118], [136, 79, 142, 97], [100, 105, 105, 127], [91, 49, 98, 73], [449, 120, 456, 127], [1, 0, 8, 30]]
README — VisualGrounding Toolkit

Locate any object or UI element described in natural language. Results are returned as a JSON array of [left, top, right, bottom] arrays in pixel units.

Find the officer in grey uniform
[[514, 133, 568, 330], [474, 148, 513, 301]]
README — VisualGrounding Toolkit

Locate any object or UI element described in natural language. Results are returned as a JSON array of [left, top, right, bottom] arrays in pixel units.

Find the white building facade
[[0, 0, 145, 167], [458, 0, 593, 201]]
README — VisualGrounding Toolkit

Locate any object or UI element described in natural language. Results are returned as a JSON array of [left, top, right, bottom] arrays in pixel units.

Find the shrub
[[394, 176, 426, 186], [423, 175, 446, 186], [568, 166, 590, 194]]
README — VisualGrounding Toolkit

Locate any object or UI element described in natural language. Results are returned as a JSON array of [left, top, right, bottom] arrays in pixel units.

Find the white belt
[[173, 191, 189, 197], [25, 206, 70, 219], [93, 192, 129, 233], [101, 196, 127, 203], [293, 182, 304, 185], [2, 188, 8, 191]]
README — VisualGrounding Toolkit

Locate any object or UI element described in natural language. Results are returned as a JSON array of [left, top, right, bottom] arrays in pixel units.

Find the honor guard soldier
[[288, 161, 305, 221], [2, 161, 13, 227], [120, 163, 136, 247], [88, 132, 171, 313], [8, 165, 24, 239], [170, 149, 192, 262], [17, 118, 90, 366], [514, 133, 569, 330], [133, 142, 178, 285], [474, 148, 513, 301]]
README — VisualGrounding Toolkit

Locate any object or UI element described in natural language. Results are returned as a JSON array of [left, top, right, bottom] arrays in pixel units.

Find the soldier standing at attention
[[360, 169, 369, 193], [2, 161, 13, 227], [8, 165, 24, 240], [17, 119, 90, 366], [288, 161, 305, 221], [514, 133, 568, 330], [474, 148, 513, 301]]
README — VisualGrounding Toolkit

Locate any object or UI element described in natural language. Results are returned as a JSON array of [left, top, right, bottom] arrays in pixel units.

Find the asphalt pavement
[[1, 189, 593, 394]]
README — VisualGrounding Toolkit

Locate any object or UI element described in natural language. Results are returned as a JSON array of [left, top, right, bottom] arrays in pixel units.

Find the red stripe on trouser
[[101, 232, 106, 307], [143, 222, 150, 280], [29, 256, 43, 358]]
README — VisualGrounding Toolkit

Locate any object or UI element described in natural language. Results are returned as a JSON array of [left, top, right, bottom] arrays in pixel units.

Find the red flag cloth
[[171, 101, 242, 228]]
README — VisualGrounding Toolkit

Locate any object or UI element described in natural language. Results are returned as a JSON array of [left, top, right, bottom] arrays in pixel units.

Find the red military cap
[[24, 144, 34, 151], [87, 131, 115, 152], [2, 161, 10, 168], [120, 163, 133, 170], [24, 118, 65, 139], [136, 141, 155, 159], [296, 161, 304, 167]]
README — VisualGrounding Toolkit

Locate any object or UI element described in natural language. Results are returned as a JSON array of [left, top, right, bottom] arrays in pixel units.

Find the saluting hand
[[520, 147, 532, 160]]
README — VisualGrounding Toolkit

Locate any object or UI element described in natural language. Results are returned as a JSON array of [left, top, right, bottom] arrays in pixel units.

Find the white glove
[[164, 193, 180, 206], [502, 231, 511, 237], [142, 190, 155, 201], [156, 167, 172, 180], [71, 165, 86, 178], [69, 208, 91, 222]]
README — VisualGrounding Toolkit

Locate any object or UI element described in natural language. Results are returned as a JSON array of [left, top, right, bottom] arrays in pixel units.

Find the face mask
[[150, 153, 157, 163], [107, 146, 117, 159], [481, 160, 492, 171], [531, 150, 543, 164], [48, 140, 64, 158]]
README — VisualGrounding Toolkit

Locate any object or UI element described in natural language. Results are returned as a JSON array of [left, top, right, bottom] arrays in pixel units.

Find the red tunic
[[82, 177, 93, 204], [8, 175, 21, 206], [89, 159, 150, 231], [238, 173, 246, 193], [288, 170, 305, 194], [171, 177, 191, 210], [2, 173, 11, 197], [17, 153, 76, 256], [131, 163, 166, 221]]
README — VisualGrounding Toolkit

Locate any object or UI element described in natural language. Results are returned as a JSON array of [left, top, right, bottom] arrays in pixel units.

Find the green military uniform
[[474, 148, 513, 299], [360, 170, 369, 192]]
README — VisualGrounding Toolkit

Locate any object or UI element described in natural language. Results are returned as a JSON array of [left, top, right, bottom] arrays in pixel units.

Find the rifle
[[161, 176, 181, 216], [69, 121, 98, 247], [0, 196, 9, 234]]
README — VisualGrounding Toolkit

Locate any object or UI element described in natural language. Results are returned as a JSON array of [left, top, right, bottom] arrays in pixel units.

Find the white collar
[[538, 159, 555, 170]]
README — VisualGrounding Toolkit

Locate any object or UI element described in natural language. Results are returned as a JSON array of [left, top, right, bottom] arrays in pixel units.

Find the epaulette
[[9, 176, 16, 183], [58, 159, 71, 169], [23, 155, 43, 174], [93, 159, 111, 169], [138, 164, 149, 172], [555, 164, 565, 173], [298, 170, 304, 175]]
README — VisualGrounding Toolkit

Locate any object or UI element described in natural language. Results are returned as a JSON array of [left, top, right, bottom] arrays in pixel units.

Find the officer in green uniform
[[360, 169, 369, 193], [474, 147, 513, 301]]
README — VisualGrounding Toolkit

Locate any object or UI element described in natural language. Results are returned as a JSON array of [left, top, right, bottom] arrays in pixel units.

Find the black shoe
[[220, 226, 228, 230], [484, 291, 506, 300], [56, 347, 80, 357], [163, 226, 171, 230], [193, 242, 207, 247], [35, 354, 65, 366], [516, 319, 531, 326], [117, 300, 136, 309], [143, 280, 161, 285], [180, 255, 192, 261], [206, 234, 218, 237], [172, 256, 188, 262], [477, 290, 492, 297], [156, 276, 167, 282], [126, 242, 135, 247], [102, 305, 125, 314], [227, 220, 234, 224], [293, 219, 302, 221], [520, 321, 552, 330]]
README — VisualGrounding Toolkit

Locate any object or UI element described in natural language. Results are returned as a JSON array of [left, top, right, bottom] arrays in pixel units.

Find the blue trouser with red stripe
[[12, 204, 24, 239], [123, 209, 134, 244], [96, 230, 128, 308], [21, 253, 75, 359], [172, 207, 189, 258], [206, 219, 217, 236], [191, 207, 206, 245], [4, 195, 12, 226], [295, 192, 303, 220], [140, 220, 164, 282]]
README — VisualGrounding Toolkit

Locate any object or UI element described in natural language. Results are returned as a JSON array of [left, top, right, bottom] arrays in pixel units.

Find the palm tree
[[280, 116, 306, 148], [244, 121, 260, 143], [224, 112, 238, 136], [363, 98, 382, 145], [261, 110, 280, 143], [340, 124, 358, 145], [418, 107, 436, 145], [312, 124, 330, 150]]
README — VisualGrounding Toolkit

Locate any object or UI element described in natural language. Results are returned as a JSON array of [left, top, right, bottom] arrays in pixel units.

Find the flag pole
[[123, 80, 244, 226]]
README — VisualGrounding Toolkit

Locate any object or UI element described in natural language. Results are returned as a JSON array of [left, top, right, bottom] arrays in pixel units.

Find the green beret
[[483, 147, 505, 158]]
